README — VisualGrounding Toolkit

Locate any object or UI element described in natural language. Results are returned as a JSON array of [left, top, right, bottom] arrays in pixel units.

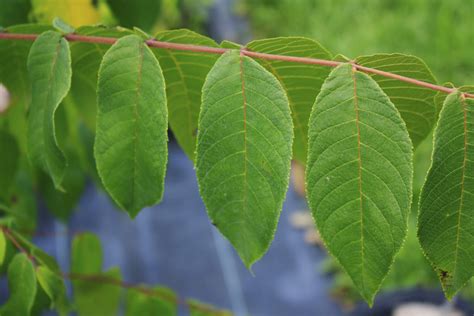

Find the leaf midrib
[[131, 43, 145, 211], [351, 67, 366, 292]]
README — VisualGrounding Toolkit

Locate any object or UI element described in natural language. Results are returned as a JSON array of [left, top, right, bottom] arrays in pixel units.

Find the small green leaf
[[71, 233, 121, 316], [153, 29, 219, 161], [220, 40, 241, 49], [27, 30, 72, 189], [306, 64, 413, 304], [1, 253, 37, 316], [247, 37, 332, 163], [36, 265, 68, 312], [71, 233, 102, 274], [418, 91, 474, 299], [52, 17, 75, 34], [95, 35, 168, 217], [355, 53, 438, 147], [196, 50, 293, 268], [0, 130, 19, 199], [74, 268, 122, 316], [106, 0, 161, 31], [126, 287, 177, 316]]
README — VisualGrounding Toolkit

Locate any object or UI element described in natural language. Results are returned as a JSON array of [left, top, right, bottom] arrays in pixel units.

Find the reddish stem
[[2, 227, 36, 265], [0, 32, 472, 99]]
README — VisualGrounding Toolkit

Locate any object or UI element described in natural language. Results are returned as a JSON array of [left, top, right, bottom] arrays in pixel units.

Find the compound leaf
[[196, 50, 293, 268], [1, 253, 37, 316], [247, 37, 332, 163], [153, 29, 219, 161], [355, 54, 437, 147], [418, 91, 474, 298], [306, 63, 413, 304], [27, 30, 71, 189], [95, 35, 168, 217]]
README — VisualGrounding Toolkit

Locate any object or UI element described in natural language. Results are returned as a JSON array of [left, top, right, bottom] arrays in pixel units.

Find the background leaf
[[106, 0, 161, 31], [247, 37, 332, 163], [0, 0, 31, 27], [153, 29, 219, 161], [196, 50, 293, 268], [71, 233, 122, 316], [306, 63, 413, 304], [0, 130, 19, 200], [27, 30, 72, 189], [1, 253, 37, 316], [355, 53, 437, 147], [125, 287, 177, 316], [0, 24, 52, 153], [36, 265, 69, 313], [95, 35, 168, 217], [418, 91, 474, 298]]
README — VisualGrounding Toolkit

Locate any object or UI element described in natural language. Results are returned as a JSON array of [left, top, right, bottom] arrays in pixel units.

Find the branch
[[0, 32, 472, 99]]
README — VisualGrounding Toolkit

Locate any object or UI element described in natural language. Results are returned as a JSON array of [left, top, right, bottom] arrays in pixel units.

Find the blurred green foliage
[[240, 0, 474, 86], [0, 0, 214, 34]]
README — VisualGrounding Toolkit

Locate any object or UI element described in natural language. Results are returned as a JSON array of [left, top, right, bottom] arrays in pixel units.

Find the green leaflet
[[125, 287, 177, 316], [418, 91, 474, 298], [247, 37, 332, 163], [306, 64, 413, 304], [71, 233, 102, 274], [95, 35, 168, 217], [0, 130, 19, 199], [0, 24, 52, 153], [196, 50, 293, 268], [39, 101, 86, 221], [1, 253, 37, 316], [355, 54, 437, 148], [106, 0, 161, 31], [153, 29, 219, 161], [27, 30, 72, 189], [71, 233, 122, 316], [36, 265, 69, 313]]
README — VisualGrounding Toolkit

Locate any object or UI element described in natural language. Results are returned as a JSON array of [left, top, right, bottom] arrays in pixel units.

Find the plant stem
[[0, 32, 473, 99]]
